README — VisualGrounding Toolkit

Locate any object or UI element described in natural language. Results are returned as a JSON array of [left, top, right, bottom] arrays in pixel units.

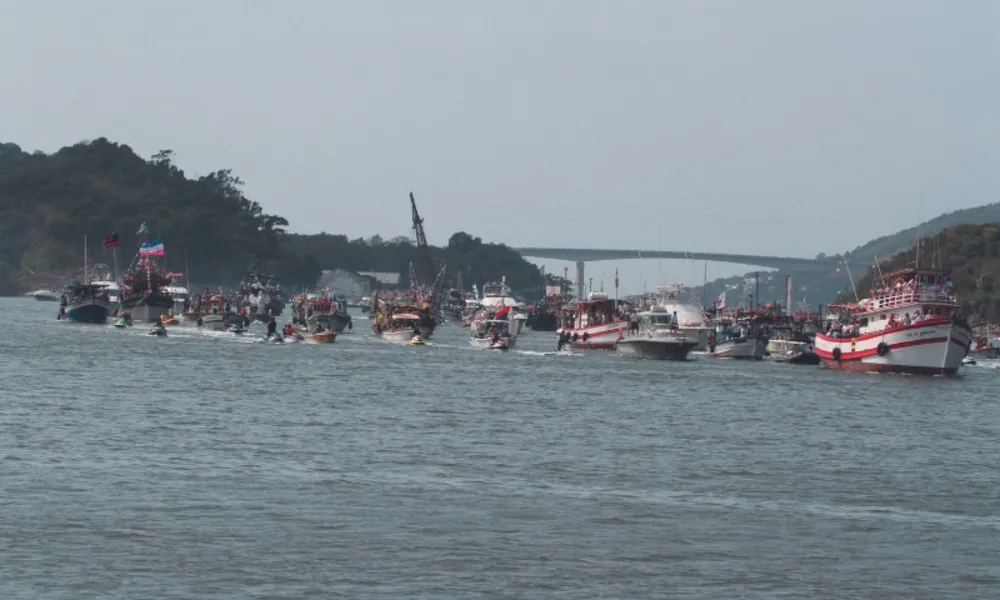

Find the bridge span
[[512, 247, 867, 299]]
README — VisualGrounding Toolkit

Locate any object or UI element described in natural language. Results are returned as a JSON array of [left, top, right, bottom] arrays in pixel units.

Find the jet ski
[[149, 325, 167, 337], [409, 335, 426, 346], [962, 356, 977, 366], [113, 316, 130, 329]]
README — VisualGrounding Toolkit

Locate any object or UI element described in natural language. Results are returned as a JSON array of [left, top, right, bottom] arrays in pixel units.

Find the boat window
[[859, 318, 869, 327]]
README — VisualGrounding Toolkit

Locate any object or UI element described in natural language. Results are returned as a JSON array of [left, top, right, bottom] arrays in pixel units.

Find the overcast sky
[[2, 0, 996, 293]]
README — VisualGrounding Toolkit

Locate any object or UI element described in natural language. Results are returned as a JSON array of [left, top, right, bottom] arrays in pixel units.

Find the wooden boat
[[305, 332, 337, 344]]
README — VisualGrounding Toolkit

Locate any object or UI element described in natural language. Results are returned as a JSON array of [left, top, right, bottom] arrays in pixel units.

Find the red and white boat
[[815, 268, 971, 375], [556, 292, 629, 350]]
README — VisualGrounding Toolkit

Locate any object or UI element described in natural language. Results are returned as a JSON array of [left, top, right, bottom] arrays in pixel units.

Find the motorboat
[[615, 306, 699, 360]]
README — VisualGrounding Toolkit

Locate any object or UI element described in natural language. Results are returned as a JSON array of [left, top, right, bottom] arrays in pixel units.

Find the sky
[[1, 0, 997, 294]]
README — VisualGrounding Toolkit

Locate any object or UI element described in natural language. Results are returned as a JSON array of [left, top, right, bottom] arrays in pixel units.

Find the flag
[[137, 222, 149, 235], [715, 291, 726, 309], [139, 240, 165, 256], [614, 269, 619, 289], [103, 233, 120, 248]]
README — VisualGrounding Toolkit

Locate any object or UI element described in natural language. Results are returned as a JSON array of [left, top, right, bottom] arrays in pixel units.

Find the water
[[2, 298, 998, 599]]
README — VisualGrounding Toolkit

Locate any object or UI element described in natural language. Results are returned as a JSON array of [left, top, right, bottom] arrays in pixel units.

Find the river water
[[1, 297, 998, 599]]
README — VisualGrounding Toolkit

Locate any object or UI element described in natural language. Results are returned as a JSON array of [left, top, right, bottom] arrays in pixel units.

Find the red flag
[[103, 233, 120, 248]]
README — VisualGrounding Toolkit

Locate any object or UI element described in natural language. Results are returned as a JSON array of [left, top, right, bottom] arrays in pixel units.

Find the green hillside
[[0, 138, 547, 297], [841, 223, 1000, 322]]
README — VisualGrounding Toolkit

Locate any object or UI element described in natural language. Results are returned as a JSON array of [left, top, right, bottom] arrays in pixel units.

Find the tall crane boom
[[409, 192, 436, 287]]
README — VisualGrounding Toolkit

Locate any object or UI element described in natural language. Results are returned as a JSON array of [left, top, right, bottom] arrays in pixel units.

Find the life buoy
[[832, 347, 842, 361], [572, 333, 579, 342], [876, 342, 889, 356], [582, 332, 590, 342]]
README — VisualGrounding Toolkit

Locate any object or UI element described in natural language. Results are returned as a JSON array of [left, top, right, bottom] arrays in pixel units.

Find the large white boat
[[814, 267, 971, 375], [651, 285, 713, 351], [469, 307, 527, 351], [557, 292, 629, 350]]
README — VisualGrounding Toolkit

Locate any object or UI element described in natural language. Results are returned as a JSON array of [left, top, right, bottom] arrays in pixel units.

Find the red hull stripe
[[815, 319, 951, 344], [815, 336, 949, 360]]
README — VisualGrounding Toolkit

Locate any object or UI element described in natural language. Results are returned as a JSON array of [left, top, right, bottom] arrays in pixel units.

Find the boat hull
[[33, 291, 60, 302], [379, 330, 416, 343], [616, 338, 698, 360], [307, 312, 353, 333], [527, 312, 559, 332], [470, 337, 517, 351], [305, 332, 337, 344], [558, 321, 628, 350], [710, 335, 768, 359], [122, 294, 174, 323], [65, 300, 112, 324], [815, 320, 971, 375]]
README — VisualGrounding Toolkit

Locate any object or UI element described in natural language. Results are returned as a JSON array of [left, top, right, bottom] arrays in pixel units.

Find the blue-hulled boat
[[60, 282, 113, 324]]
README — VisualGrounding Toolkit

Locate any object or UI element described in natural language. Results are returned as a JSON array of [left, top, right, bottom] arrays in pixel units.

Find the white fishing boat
[[814, 267, 971, 375], [556, 292, 629, 350]]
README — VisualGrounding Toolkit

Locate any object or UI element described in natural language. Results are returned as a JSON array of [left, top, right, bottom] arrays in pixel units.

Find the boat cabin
[[64, 282, 112, 303], [562, 292, 626, 329]]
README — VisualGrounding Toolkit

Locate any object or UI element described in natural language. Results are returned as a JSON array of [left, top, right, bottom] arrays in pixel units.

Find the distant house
[[318, 270, 401, 298]]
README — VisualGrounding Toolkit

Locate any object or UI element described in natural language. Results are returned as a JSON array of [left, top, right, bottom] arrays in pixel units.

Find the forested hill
[[0, 138, 548, 297], [846, 203, 1000, 261], [0, 138, 317, 293], [840, 223, 1000, 322]]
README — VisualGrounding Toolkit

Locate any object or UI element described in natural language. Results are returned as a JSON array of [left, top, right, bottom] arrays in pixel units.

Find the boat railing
[[868, 288, 956, 310]]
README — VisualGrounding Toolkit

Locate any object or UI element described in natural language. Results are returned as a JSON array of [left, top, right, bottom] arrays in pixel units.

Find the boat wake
[[516, 350, 582, 358]]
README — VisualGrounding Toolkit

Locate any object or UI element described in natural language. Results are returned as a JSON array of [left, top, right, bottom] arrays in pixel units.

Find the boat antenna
[[874, 254, 886, 289], [702, 260, 707, 307], [842, 254, 860, 304], [83, 234, 88, 283]]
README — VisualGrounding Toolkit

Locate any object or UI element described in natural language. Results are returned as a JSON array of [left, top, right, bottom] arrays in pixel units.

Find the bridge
[[512, 247, 869, 299]]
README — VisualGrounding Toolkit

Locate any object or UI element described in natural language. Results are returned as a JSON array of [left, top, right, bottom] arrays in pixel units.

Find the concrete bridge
[[512, 247, 868, 298]]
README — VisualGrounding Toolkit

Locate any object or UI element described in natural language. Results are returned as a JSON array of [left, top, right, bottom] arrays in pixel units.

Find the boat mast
[[409, 192, 436, 290], [83, 234, 88, 283], [184, 247, 191, 288]]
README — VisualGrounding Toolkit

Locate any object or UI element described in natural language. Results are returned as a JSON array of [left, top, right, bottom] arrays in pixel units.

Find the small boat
[[305, 331, 337, 344], [962, 356, 977, 366], [30, 289, 60, 302], [373, 313, 423, 343], [409, 335, 426, 345]]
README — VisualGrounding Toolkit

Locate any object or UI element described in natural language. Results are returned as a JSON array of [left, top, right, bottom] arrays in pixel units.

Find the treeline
[[283, 231, 547, 298], [0, 138, 549, 298]]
